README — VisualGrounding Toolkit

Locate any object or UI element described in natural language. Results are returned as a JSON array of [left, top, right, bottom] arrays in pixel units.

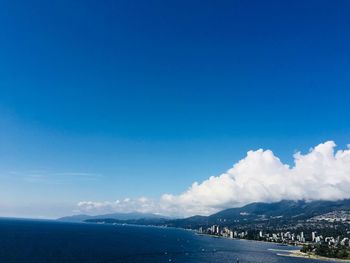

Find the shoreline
[[195, 231, 298, 247], [196, 232, 350, 262], [274, 249, 350, 262]]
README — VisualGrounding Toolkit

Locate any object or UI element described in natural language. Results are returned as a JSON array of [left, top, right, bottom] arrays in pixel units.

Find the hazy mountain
[[58, 212, 167, 222]]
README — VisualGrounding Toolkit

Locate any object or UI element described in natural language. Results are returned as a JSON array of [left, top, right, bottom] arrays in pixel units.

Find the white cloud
[[77, 197, 160, 215], [77, 141, 350, 217]]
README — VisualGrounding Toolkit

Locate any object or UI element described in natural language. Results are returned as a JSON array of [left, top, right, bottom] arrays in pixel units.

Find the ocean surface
[[0, 218, 334, 263]]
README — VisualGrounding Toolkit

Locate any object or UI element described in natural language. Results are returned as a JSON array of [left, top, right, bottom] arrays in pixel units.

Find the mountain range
[[66, 199, 350, 229], [164, 199, 350, 228]]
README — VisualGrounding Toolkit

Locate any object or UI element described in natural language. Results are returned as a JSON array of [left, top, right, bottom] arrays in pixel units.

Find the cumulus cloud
[[77, 197, 160, 215], [77, 141, 350, 217]]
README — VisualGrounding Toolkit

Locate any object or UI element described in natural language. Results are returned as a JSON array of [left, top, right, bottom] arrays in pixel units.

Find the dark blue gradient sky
[[0, 0, 350, 217]]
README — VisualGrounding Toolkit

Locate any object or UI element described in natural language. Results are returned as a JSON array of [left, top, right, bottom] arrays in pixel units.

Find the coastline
[[196, 232, 350, 262], [274, 249, 350, 262], [195, 231, 297, 247]]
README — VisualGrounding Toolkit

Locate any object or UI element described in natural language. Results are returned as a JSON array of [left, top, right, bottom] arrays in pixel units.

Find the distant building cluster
[[199, 225, 248, 239], [197, 225, 350, 249], [309, 211, 350, 223]]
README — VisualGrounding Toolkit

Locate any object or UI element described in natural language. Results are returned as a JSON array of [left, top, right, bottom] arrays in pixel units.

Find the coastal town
[[199, 224, 350, 246], [198, 224, 350, 260]]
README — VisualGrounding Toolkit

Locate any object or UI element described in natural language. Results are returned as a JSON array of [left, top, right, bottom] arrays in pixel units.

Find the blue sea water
[[0, 219, 334, 263]]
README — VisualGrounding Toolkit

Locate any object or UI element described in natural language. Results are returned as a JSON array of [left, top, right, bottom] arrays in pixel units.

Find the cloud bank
[[77, 141, 350, 217]]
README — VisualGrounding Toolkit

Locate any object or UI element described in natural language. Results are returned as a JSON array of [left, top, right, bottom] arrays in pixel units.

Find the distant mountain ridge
[[58, 212, 167, 222], [164, 199, 350, 228], [212, 199, 350, 220], [59, 199, 350, 228]]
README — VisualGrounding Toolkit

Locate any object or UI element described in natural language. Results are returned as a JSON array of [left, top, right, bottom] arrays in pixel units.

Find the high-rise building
[[311, 232, 316, 242]]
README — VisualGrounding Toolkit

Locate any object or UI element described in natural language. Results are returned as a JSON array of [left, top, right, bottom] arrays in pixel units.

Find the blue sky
[[0, 0, 350, 218]]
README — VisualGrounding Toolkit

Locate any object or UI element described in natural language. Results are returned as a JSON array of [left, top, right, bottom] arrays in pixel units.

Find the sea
[[0, 218, 334, 263]]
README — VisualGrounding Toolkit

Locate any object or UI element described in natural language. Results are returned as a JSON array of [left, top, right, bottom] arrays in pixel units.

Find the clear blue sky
[[0, 0, 350, 218]]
